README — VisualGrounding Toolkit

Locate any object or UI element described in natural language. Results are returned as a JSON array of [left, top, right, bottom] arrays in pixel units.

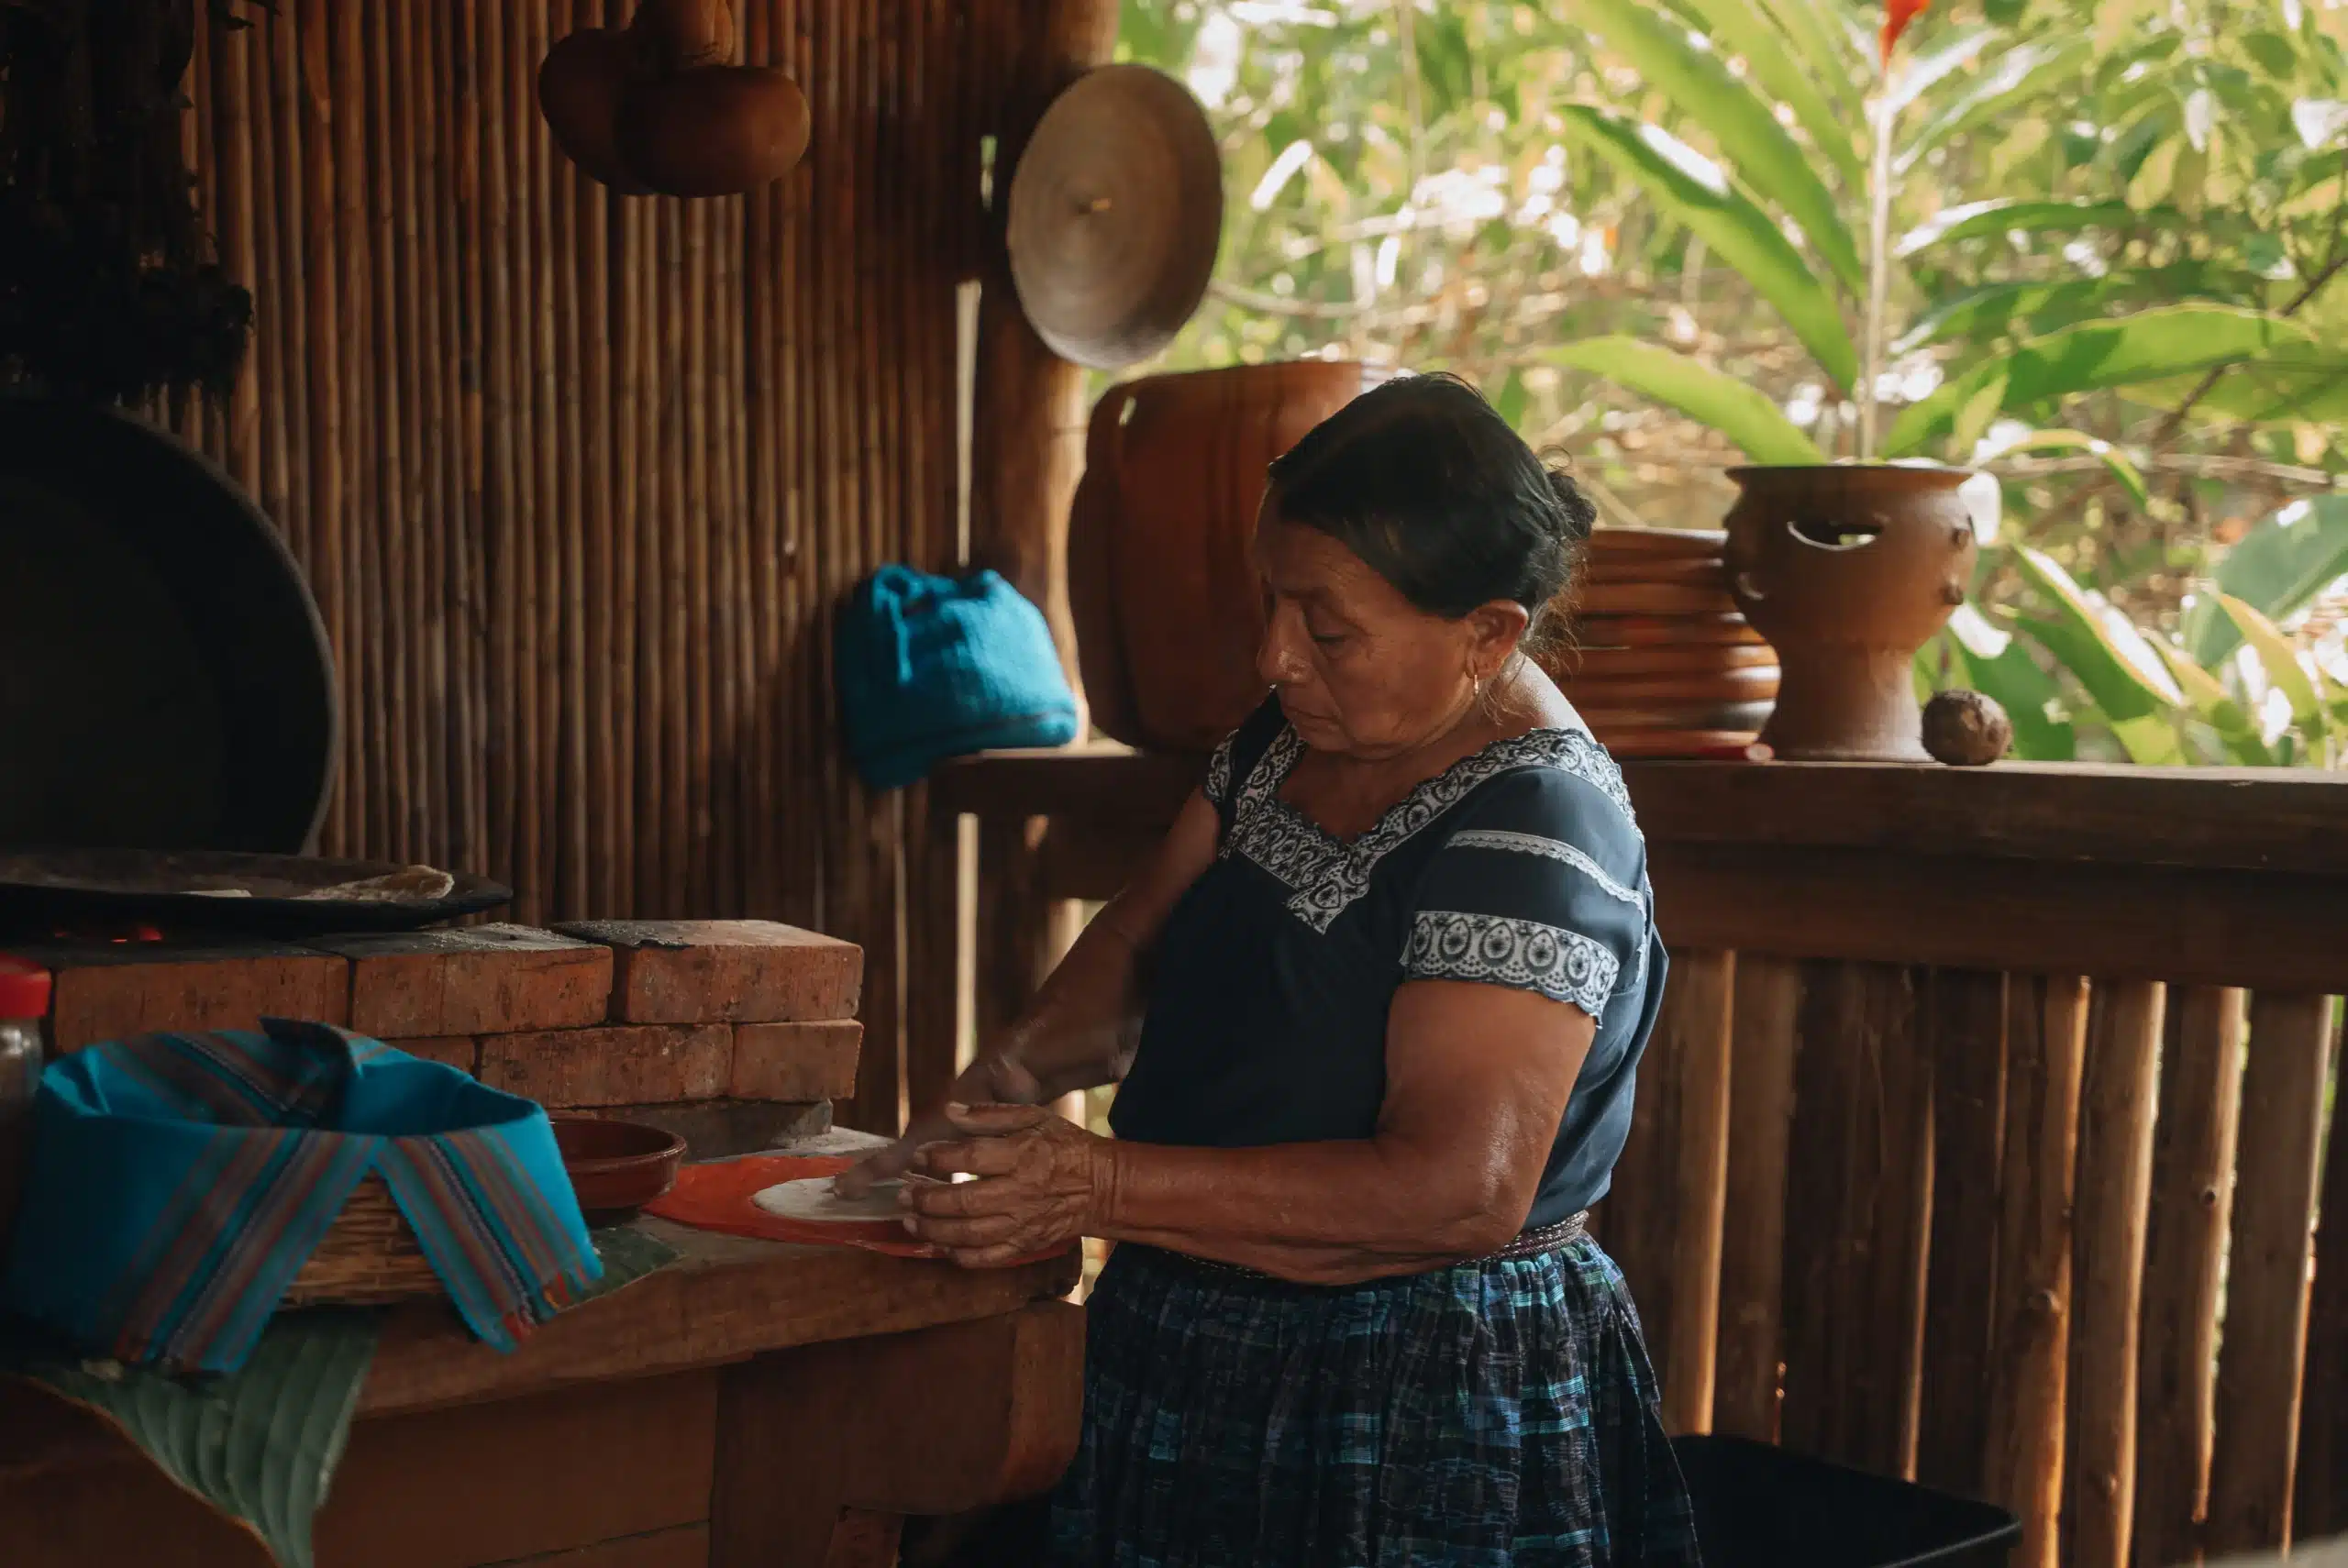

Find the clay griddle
[[0, 848, 511, 936]]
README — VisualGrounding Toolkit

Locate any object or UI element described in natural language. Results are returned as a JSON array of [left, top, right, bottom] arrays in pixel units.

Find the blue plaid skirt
[[1051, 1238, 1702, 1566]]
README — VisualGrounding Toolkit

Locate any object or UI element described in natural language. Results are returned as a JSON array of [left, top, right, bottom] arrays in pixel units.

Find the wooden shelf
[[933, 747, 2348, 876]]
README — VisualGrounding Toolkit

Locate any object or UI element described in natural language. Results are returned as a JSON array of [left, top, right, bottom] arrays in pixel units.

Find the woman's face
[[1252, 503, 1529, 760]]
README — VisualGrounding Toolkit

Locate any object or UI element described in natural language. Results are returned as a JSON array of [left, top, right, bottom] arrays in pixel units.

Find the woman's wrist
[[1087, 1134, 1127, 1237]]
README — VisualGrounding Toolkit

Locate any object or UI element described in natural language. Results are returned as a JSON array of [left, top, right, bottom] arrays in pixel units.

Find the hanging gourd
[[537, 0, 809, 199]]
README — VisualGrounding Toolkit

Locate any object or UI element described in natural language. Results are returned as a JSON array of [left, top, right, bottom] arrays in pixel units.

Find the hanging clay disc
[[1006, 64, 1224, 370]]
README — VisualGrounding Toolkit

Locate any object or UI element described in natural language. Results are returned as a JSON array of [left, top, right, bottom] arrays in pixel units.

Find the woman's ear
[[1464, 599, 1532, 679]]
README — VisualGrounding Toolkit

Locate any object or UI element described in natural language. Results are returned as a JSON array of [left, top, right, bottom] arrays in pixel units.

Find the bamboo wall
[[169, 0, 1030, 1130]]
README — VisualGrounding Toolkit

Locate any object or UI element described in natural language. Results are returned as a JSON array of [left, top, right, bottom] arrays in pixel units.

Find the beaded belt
[[1164, 1210, 1590, 1285]]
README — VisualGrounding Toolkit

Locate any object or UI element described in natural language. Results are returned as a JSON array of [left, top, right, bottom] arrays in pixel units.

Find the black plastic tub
[[1675, 1434, 2023, 1568]]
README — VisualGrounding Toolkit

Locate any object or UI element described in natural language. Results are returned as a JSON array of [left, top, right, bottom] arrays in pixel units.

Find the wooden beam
[[933, 752, 2348, 878], [360, 1217, 1080, 1417], [1649, 846, 2348, 995]]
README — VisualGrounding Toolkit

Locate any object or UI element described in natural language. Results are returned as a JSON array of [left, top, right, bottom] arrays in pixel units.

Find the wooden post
[[2064, 980, 2165, 1568], [1663, 951, 1735, 1435], [1915, 968, 2010, 1498], [1712, 954, 1800, 1443], [962, 0, 1119, 1080], [2134, 986, 2248, 1568], [1982, 974, 2090, 1568]]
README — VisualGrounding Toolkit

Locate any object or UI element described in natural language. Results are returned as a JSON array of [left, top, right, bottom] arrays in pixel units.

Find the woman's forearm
[[1094, 1132, 1531, 1285], [978, 894, 1152, 1100]]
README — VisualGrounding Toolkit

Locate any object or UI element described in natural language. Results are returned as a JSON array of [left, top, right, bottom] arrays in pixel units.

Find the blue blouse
[[1110, 697, 1666, 1230]]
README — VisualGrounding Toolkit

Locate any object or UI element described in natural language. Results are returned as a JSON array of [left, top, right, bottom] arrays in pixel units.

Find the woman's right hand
[[831, 1051, 1048, 1198]]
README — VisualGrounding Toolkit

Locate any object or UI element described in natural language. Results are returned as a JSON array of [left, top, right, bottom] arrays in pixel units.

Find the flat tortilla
[[751, 1175, 913, 1224]]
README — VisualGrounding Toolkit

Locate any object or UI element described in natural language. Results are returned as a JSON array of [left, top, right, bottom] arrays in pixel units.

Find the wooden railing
[[929, 750, 2348, 1568]]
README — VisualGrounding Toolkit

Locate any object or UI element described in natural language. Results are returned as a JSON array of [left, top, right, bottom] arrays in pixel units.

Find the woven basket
[[279, 1176, 443, 1307]]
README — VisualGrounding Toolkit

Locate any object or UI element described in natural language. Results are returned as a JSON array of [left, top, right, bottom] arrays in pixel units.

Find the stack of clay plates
[[1547, 528, 1778, 758]]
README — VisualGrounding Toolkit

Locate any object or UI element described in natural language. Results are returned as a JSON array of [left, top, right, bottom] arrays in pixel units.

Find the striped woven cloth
[[0, 1018, 600, 1375]]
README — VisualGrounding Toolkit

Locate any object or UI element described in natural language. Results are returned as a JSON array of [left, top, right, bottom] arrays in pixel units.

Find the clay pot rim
[[1726, 461, 1978, 494], [1114, 359, 1400, 390]]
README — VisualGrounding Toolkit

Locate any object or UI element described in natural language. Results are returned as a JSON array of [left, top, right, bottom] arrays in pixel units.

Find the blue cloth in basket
[[835, 564, 1079, 790], [0, 1019, 601, 1376]]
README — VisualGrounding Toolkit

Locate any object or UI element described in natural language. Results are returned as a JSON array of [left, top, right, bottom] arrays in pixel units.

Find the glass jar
[[0, 957, 51, 1251]]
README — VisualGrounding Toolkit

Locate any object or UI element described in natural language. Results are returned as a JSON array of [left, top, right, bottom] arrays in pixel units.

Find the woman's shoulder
[[1433, 726, 1639, 845]]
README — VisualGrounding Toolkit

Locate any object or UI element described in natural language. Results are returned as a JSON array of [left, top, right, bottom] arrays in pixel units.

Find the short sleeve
[[1401, 762, 1650, 1023]]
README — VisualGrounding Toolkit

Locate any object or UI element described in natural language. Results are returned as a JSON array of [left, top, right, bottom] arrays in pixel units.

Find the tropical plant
[[1113, 0, 2348, 767]]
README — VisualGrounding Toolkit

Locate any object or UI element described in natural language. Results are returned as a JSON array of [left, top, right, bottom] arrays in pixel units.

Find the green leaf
[[2220, 592, 2331, 731], [1977, 428, 2153, 508], [2153, 638, 2276, 765], [2151, 343, 2348, 424], [3, 1310, 381, 1568], [1888, 28, 1997, 114], [1557, 106, 1859, 389], [1752, 0, 1857, 97], [1885, 305, 2318, 456], [1538, 337, 1829, 464], [1946, 602, 2077, 760], [2009, 546, 2187, 763], [1890, 265, 2243, 353], [2187, 495, 2348, 663], [1896, 198, 2187, 257], [1677, 0, 1866, 182], [1572, 0, 1865, 293], [1899, 36, 2097, 172]]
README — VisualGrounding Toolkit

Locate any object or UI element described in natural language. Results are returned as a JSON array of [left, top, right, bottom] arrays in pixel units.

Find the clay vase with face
[[1067, 361, 1388, 751], [1722, 465, 1978, 761]]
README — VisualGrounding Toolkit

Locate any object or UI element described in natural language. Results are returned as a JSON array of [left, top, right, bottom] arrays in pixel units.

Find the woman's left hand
[[901, 1103, 1113, 1268]]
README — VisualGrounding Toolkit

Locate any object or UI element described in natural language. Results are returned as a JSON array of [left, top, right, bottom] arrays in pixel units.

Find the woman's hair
[[1264, 371, 1595, 657]]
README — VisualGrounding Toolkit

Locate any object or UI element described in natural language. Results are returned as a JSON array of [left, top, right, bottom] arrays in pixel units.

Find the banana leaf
[[1558, 106, 1859, 390], [1897, 36, 2097, 173], [1538, 337, 1829, 464], [2153, 639, 2276, 766], [2134, 342, 2348, 424], [2186, 496, 2348, 664], [0, 1224, 677, 1568], [1896, 198, 2187, 258], [1677, 0, 1865, 182], [2220, 592, 2332, 736], [1571, 0, 1864, 292], [1890, 265, 2242, 354], [2008, 546, 2187, 763], [1885, 306, 2316, 456]]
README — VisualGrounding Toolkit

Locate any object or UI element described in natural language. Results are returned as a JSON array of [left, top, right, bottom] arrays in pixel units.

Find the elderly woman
[[843, 374, 1701, 1566]]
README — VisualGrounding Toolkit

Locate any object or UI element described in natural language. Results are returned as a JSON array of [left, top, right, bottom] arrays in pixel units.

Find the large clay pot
[[1722, 465, 1977, 762], [1068, 361, 1388, 751]]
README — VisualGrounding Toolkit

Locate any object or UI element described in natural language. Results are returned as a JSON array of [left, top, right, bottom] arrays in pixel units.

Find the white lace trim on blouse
[[1404, 910, 1620, 1019]]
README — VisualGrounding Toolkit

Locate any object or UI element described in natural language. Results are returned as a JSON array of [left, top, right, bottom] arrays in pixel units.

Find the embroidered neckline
[[1222, 722, 1639, 933]]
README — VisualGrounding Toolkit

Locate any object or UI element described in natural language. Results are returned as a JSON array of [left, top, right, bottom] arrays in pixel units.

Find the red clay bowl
[[550, 1115, 686, 1225]]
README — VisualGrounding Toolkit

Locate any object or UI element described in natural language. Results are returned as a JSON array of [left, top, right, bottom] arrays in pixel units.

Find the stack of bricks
[[4, 920, 866, 1156]]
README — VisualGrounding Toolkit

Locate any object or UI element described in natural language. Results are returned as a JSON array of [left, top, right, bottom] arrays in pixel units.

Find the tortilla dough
[[751, 1175, 911, 1224]]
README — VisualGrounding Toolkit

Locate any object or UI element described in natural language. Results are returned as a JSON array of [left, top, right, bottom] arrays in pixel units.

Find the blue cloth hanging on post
[[835, 565, 1080, 790]]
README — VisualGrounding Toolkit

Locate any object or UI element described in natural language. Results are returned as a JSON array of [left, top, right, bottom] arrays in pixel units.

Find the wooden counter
[[3, 1138, 1085, 1568]]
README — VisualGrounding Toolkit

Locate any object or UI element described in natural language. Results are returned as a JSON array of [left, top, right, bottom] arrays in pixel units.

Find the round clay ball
[[1922, 689, 2013, 767]]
